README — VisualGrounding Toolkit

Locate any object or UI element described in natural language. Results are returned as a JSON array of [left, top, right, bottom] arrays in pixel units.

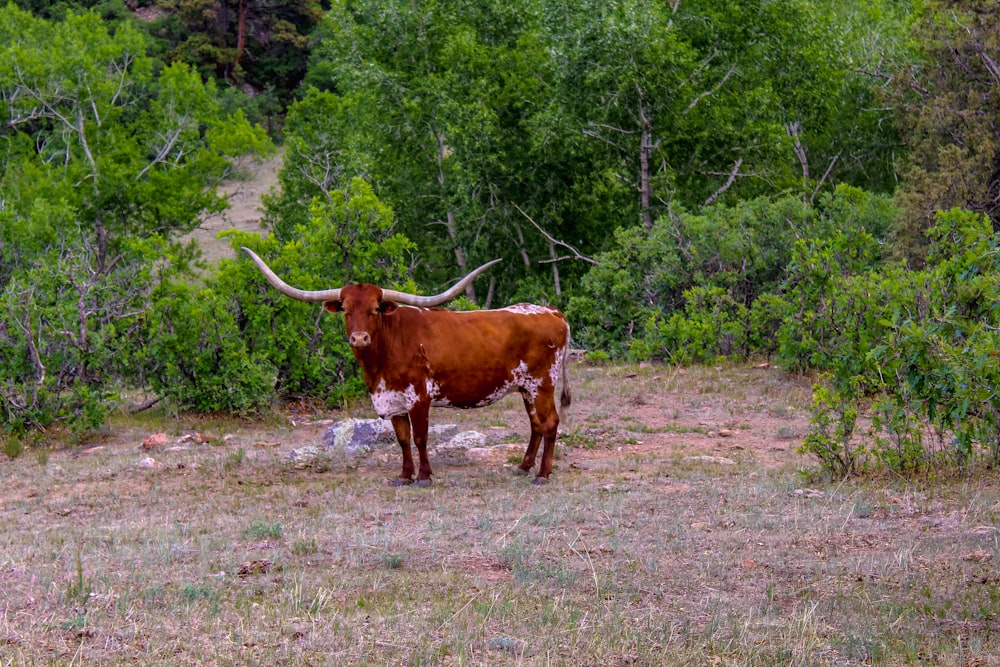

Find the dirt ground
[[95, 361, 816, 484]]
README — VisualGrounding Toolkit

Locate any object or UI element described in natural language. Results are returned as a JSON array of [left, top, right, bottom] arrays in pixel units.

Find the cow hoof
[[414, 478, 433, 488], [513, 467, 530, 477], [531, 476, 550, 486], [391, 478, 414, 487]]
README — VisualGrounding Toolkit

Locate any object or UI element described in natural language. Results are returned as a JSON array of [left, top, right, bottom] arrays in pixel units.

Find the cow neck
[[349, 308, 407, 391]]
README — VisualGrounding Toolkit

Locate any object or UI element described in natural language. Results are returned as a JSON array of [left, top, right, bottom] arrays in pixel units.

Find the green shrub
[[800, 379, 866, 477]]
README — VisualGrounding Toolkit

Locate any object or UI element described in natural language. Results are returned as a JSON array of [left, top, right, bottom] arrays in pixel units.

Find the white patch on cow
[[475, 359, 552, 407], [550, 346, 566, 387], [512, 360, 543, 401], [502, 303, 555, 316], [370, 380, 420, 418], [427, 379, 453, 407], [477, 380, 513, 407]]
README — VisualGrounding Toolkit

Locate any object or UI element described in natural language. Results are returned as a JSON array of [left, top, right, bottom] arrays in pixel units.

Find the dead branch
[[787, 121, 809, 184], [684, 62, 738, 116], [702, 158, 743, 207], [511, 203, 597, 265], [809, 151, 842, 205]]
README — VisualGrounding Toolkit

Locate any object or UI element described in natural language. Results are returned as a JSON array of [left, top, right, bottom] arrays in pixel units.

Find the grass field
[[2, 363, 999, 666]]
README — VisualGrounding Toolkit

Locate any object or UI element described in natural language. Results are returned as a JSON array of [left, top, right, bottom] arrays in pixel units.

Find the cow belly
[[427, 376, 516, 409]]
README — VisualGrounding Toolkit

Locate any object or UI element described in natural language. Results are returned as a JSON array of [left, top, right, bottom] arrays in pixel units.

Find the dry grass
[[2, 363, 999, 666]]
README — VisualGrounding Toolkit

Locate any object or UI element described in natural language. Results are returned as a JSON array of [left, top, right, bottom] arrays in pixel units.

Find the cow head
[[322, 285, 398, 349], [241, 249, 502, 348]]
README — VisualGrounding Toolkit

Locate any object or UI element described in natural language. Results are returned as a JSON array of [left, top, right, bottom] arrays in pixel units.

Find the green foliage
[[302, 0, 906, 305], [800, 379, 865, 478], [798, 209, 1000, 475], [632, 287, 750, 365], [146, 0, 322, 108], [142, 279, 278, 416], [0, 241, 153, 434], [0, 6, 270, 434], [570, 187, 896, 359]]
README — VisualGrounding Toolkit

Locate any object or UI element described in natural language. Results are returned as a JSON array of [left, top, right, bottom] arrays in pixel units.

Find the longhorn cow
[[242, 248, 571, 485]]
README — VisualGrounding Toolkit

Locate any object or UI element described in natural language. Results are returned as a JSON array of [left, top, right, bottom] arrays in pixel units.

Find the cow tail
[[559, 327, 572, 428]]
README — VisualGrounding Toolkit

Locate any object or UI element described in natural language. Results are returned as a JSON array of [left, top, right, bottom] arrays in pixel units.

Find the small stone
[[684, 455, 736, 465], [139, 456, 162, 470], [488, 637, 526, 653]]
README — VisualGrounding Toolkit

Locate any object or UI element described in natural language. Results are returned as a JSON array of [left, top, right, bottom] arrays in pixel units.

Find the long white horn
[[242, 247, 342, 302], [381, 259, 502, 307]]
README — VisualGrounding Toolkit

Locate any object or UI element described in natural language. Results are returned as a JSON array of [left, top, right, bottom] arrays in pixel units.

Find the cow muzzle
[[348, 331, 372, 348]]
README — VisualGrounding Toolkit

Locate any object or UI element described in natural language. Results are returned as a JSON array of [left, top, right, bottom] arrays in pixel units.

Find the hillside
[[186, 150, 284, 263]]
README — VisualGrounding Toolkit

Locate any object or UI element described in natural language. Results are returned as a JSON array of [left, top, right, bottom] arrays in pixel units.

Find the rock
[[286, 446, 324, 467], [488, 636, 526, 653], [465, 443, 525, 465], [718, 428, 733, 437], [321, 418, 396, 458], [436, 430, 488, 451], [429, 423, 460, 439], [138, 456, 162, 470], [684, 455, 736, 465]]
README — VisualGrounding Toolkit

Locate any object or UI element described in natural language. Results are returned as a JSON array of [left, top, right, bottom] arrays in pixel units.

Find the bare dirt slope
[[185, 150, 284, 263]]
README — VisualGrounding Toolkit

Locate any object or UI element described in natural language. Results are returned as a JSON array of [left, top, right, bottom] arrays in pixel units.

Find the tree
[[891, 0, 1000, 264], [303, 0, 906, 307], [149, 0, 322, 101]]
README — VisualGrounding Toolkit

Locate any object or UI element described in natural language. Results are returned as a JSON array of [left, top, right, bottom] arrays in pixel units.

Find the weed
[[380, 553, 403, 569], [291, 538, 318, 556], [244, 521, 282, 540], [224, 447, 246, 470], [3, 433, 24, 459]]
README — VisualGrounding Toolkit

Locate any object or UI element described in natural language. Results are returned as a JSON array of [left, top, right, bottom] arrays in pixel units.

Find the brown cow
[[243, 248, 571, 485]]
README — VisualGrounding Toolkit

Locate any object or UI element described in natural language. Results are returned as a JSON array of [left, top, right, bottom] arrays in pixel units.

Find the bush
[[569, 187, 895, 359], [143, 280, 279, 416], [800, 209, 1000, 475]]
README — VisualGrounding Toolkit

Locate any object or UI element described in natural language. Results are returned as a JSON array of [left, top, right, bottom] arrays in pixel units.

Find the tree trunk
[[235, 0, 248, 79], [433, 128, 474, 301], [638, 97, 654, 234]]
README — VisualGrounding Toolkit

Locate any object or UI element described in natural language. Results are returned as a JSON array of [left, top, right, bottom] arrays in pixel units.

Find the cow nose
[[349, 331, 371, 348]]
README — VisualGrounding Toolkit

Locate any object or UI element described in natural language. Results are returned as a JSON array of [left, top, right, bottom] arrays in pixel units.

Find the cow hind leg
[[517, 391, 559, 483], [390, 415, 415, 486]]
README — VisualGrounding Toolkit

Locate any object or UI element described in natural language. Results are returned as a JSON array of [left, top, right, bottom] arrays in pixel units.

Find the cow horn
[[381, 259, 502, 307], [243, 247, 501, 307], [242, 247, 342, 302]]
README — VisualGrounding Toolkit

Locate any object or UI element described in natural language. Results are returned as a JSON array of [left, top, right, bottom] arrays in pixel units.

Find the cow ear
[[323, 301, 344, 313], [379, 300, 399, 315]]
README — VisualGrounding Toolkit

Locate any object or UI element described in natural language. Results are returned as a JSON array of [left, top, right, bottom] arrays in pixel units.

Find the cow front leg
[[408, 401, 433, 486], [390, 414, 415, 486]]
